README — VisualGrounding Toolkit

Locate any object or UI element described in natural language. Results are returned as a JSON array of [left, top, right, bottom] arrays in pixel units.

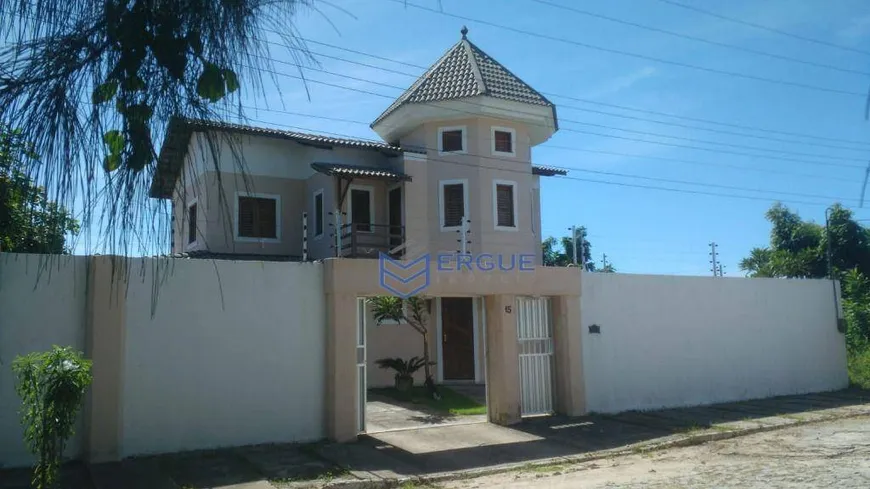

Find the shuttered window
[[238, 196, 277, 239], [440, 129, 464, 152], [495, 182, 516, 228], [187, 203, 197, 244], [494, 130, 513, 154], [442, 183, 465, 228]]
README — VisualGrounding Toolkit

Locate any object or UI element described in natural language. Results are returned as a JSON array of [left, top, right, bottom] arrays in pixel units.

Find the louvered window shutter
[[238, 197, 256, 237], [494, 130, 513, 153], [443, 184, 465, 227], [496, 184, 515, 227], [258, 199, 277, 238], [238, 197, 277, 238]]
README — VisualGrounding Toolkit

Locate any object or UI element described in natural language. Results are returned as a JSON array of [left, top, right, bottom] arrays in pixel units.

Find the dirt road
[[446, 416, 870, 488]]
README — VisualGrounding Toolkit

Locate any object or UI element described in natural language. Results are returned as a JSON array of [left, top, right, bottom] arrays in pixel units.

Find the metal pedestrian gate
[[516, 297, 554, 416]]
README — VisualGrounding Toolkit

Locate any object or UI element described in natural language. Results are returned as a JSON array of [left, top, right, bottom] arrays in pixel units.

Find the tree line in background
[[740, 203, 870, 387], [542, 227, 616, 272], [1, 126, 79, 253]]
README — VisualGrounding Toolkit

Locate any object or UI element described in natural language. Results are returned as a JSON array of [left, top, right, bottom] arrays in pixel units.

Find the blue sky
[[52, 1, 870, 273], [234, 0, 870, 276]]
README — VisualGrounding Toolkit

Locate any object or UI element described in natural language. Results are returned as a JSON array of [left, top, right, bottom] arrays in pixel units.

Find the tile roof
[[310, 162, 411, 182], [177, 119, 401, 152], [372, 33, 554, 126], [151, 118, 411, 198], [532, 165, 568, 177]]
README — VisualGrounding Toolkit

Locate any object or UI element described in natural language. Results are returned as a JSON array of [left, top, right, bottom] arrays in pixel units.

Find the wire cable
[[531, 0, 870, 76], [384, 0, 866, 97], [653, 0, 870, 58]]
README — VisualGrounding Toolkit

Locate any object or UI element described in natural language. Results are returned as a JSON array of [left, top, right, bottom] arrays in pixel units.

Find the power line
[[385, 0, 866, 97], [219, 112, 858, 206], [653, 0, 870, 58], [556, 104, 870, 153], [250, 35, 870, 153], [542, 93, 870, 148], [530, 0, 870, 76], [237, 103, 858, 183], [294, 35, 870, 148], [296, 44, 870, 153], [246, 58, 868, 169], [9, 8, 869, 151]]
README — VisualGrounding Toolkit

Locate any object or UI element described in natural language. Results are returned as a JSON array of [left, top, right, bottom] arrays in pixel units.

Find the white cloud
[[583, 66, 658, 99]]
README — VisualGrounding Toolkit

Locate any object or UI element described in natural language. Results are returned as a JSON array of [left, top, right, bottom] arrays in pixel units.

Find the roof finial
[[461, 25, 468, 39]]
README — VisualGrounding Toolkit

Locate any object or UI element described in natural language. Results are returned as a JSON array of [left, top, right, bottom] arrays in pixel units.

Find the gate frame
[[516, 296, 555, 416]]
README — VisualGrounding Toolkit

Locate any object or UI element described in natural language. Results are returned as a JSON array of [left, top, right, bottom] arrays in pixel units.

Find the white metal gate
[[516, 297, 554, 416], [356, 298, 367, 433]]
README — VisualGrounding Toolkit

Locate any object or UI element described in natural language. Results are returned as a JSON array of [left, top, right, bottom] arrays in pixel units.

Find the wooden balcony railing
[[339, 223, 405, 258]]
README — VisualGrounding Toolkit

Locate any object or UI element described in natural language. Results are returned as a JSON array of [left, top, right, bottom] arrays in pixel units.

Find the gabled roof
[[150, 118, 407, 198], [372, 28, 555, 127], [311, 162, 411, 182]]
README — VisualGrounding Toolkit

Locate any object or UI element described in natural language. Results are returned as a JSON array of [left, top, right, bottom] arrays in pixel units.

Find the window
[[438, 126, 466, 154], [313, 189, 324, 238], [439, 180, 468, 229], [236, 194, 279, 240], [347, 186, 374, 233], [493, 180, 518, 230], [187, 202, 197, 244], [491, 126, 516, 156]]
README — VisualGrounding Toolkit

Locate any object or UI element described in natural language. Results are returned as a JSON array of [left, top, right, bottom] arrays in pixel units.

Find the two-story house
[[150, 27, 565, 386]]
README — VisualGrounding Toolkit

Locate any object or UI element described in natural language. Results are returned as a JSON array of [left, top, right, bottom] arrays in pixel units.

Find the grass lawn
[[848, 348, 870, 389], [370, 386, 486, 415]]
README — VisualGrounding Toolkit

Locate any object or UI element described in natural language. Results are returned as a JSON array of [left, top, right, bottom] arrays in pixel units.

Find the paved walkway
[[2, 389, 868, 488], [366, 391, 487, 433]]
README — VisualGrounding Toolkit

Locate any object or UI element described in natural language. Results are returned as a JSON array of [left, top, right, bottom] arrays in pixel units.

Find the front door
[[441, 297, 475, 381]]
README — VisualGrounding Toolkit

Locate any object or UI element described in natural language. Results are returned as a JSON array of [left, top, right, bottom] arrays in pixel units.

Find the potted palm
[[375, 357, 426, 392]]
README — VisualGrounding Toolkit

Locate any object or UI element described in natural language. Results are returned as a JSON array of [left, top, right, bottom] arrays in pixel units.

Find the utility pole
[[717, 263, 726, 277], [709, 242, 719, 277], [601, 253, 609, 270], [569, 225, 578, 266]]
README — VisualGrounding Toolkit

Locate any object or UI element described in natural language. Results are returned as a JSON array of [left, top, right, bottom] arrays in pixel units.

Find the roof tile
[[373, 36, 553, 126]]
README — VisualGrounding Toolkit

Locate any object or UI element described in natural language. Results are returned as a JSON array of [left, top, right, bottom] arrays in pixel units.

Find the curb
[[319, 407, 870, 489]]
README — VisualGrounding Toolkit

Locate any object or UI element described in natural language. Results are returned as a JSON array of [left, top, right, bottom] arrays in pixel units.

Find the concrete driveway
[[365, 390, 487, 433]]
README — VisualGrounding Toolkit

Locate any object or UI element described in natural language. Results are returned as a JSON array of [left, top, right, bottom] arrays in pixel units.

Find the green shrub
[[13, 346, 92, 489], [848, 349, 870, 390]]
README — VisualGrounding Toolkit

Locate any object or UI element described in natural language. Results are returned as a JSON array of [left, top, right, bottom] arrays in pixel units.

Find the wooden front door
[[441, 298, 475, 380]]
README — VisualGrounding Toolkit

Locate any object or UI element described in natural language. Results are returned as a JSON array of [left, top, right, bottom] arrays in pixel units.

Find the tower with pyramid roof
[[374, 28, 560, 262]]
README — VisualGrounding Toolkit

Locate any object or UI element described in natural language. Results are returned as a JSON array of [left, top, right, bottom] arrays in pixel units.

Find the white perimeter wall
[[581, 273, 849, 414], [121, 258, 326, 456], [0, 254, 89, 468]]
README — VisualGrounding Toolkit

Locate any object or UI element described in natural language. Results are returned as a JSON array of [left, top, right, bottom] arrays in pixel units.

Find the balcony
[[339, 223, 405, 258]]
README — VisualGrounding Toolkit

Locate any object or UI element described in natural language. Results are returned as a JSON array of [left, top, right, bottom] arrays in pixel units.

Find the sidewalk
[[2, 389, 868, 489]]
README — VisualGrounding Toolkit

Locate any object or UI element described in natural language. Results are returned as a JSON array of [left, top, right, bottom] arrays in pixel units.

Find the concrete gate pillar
[[84, 256, 127, 462], [484, 294, 522, 425], [552, 295, 585, 416], [324, 291, 360, 442]]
